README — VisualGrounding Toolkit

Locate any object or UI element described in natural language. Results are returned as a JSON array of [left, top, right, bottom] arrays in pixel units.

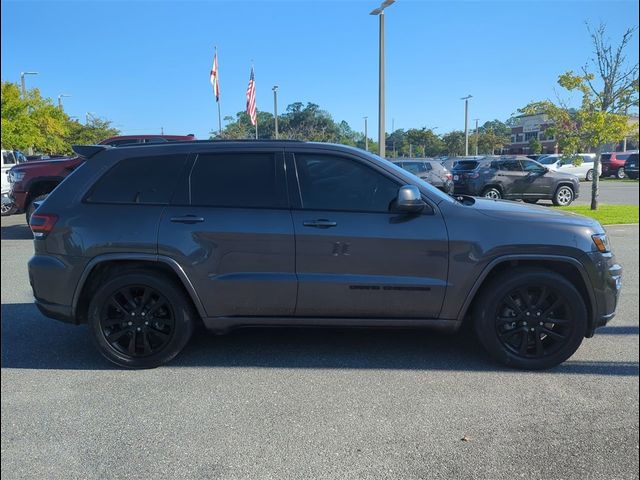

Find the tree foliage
[[1, 81, 120, 154]]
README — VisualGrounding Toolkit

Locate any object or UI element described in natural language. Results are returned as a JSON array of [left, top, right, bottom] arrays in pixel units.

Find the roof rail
[[111, 139, 307, 147], [72, 144, 111, 158]]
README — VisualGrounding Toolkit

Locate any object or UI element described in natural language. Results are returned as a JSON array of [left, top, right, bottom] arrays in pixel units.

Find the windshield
[[537, 156, 558, 165]]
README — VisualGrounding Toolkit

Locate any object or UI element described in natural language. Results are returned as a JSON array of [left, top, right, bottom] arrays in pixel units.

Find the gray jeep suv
[[28, 141, 622, 369]]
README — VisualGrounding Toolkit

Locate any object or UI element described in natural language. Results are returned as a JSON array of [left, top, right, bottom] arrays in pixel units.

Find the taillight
[[30, 214, 58, 238], [446, 173, 453, 180]]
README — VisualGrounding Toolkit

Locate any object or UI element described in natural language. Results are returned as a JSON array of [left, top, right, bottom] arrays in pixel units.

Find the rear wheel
[[552, 186, 574, 206], [482, 187, 502, 200], [616, 167, 626, 179], [585, 169, 594, 182], [473, 268, 587, 369], [88, 269, 195, 368]]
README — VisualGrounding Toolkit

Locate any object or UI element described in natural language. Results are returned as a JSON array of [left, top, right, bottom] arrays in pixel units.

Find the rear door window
[[499, 160, 523, 172], [87, 154, 188, 204], [189, 153, 287, 209]]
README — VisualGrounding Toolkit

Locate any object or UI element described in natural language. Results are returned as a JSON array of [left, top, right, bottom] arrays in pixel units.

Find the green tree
[[1, 81, 69, 153], [442, 130, 466, 156], [64, 116, 120, 150], [528, 137, 542, 154]]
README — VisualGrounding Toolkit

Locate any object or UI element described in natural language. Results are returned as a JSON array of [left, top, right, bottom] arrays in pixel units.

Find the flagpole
[[216, 47, 222, 136]]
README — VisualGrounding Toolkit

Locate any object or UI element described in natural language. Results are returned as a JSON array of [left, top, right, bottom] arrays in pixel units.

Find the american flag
[[210, 49, 220, 102], [246, 67, 257, 126]]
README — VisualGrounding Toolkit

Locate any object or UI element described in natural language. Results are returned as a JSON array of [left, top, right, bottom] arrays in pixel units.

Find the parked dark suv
[[28, 141, 622, 369], [624, 153, 639, 180], [452, 157, 580, 205]]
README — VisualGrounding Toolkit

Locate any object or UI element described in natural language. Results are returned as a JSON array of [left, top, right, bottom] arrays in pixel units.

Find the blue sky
[[2, 0, 638, 139]]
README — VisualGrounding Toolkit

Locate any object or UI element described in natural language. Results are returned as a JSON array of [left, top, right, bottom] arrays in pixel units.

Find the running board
[[201, 316, 462, 334]]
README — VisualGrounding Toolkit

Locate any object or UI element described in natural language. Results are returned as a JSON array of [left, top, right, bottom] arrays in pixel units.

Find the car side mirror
[[396, 185, 426, 213]]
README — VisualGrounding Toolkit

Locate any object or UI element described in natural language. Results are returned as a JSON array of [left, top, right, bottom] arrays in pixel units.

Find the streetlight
[[461, 95, 472, 156], [272, 85, 279, 139], [370, 0, 395, 159], [58, 94, 71, 110], [20, 71, 39, 98], [473, 118, 479, 156], [363, 116, 369, 152]]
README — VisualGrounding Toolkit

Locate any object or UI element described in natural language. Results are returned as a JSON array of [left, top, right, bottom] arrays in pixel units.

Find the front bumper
[[586, 251, 623, 336]]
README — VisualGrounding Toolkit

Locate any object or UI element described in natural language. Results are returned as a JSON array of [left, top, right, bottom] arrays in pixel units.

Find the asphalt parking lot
[[572, 180, 639, 206], [1, 212, 638, 479]]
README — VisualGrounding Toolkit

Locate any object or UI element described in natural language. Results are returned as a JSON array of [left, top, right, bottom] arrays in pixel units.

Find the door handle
[[170, 215, 205, 224], [303, 219, 337, 228]]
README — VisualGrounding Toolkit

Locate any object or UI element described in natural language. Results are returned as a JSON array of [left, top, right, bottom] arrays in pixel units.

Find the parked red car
[[600, 151, 635, 179], [8, 134, 197, 222]]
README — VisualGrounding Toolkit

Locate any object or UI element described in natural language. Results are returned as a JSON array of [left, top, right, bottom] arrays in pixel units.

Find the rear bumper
[[34, 299, 75, 324], [28, 254, 84, 324]]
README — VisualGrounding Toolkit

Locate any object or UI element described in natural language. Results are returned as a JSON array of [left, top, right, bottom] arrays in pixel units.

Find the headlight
[[8, 170, 25, 183], [592, 234, 611, 253]]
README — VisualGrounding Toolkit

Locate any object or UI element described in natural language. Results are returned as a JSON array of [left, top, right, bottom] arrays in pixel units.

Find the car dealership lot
[[1, 215, 638, 480]]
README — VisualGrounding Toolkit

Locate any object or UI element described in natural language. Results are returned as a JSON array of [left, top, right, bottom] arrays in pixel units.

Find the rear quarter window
[[86, 154, 188, 204]]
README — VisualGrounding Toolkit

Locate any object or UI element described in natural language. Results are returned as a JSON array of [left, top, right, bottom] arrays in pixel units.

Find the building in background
[[507, 114, 557, 155]]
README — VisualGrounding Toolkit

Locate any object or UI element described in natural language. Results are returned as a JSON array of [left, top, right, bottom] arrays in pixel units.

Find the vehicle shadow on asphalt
[[1, 223, 32, 240], [2, 303, 639, 376]]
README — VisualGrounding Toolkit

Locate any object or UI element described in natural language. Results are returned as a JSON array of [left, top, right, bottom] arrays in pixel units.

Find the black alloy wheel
[[473, 268, 587, 369], [88, 269, 195, 368], [99, 285, 175, 357], [494, 285, 573, 359]]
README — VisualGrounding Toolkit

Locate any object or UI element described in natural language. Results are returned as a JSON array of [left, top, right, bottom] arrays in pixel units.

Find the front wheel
[[585, 169, 594, 182], [1, 201, 17, 216], [552, 186, 574, 206], [616, 167, 626, 179], [473, 268, 587, 369], [88, 269, 195, 368], [482, 187, 502, 200]]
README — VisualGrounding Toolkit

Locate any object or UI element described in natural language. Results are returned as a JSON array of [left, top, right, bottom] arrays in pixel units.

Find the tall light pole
[[20, 71, 38, 98], [363, 116, 369, 151], [461, 95, 472, 156], [58, 94, 71, 110], [370, 0, 395, 159], [473, 118, 479, 156], [272, 86, 279, 139]]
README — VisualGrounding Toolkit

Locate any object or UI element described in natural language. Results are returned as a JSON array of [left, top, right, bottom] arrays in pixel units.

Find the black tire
[[473, 268, 587, 370], [585, 169, 594, 182], [88, 269, 195, 368], [482, 186, 502, 200], [552, 185, 574, 206], [26, 194, 48, 224], [616, 167, 626, 179]]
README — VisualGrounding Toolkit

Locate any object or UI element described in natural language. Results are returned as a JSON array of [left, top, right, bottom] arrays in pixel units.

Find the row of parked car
[[391, 151, 638, 206]]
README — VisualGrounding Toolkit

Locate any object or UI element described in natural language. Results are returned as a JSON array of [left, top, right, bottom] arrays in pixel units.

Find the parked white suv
[[537, 154, 601, 181]]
